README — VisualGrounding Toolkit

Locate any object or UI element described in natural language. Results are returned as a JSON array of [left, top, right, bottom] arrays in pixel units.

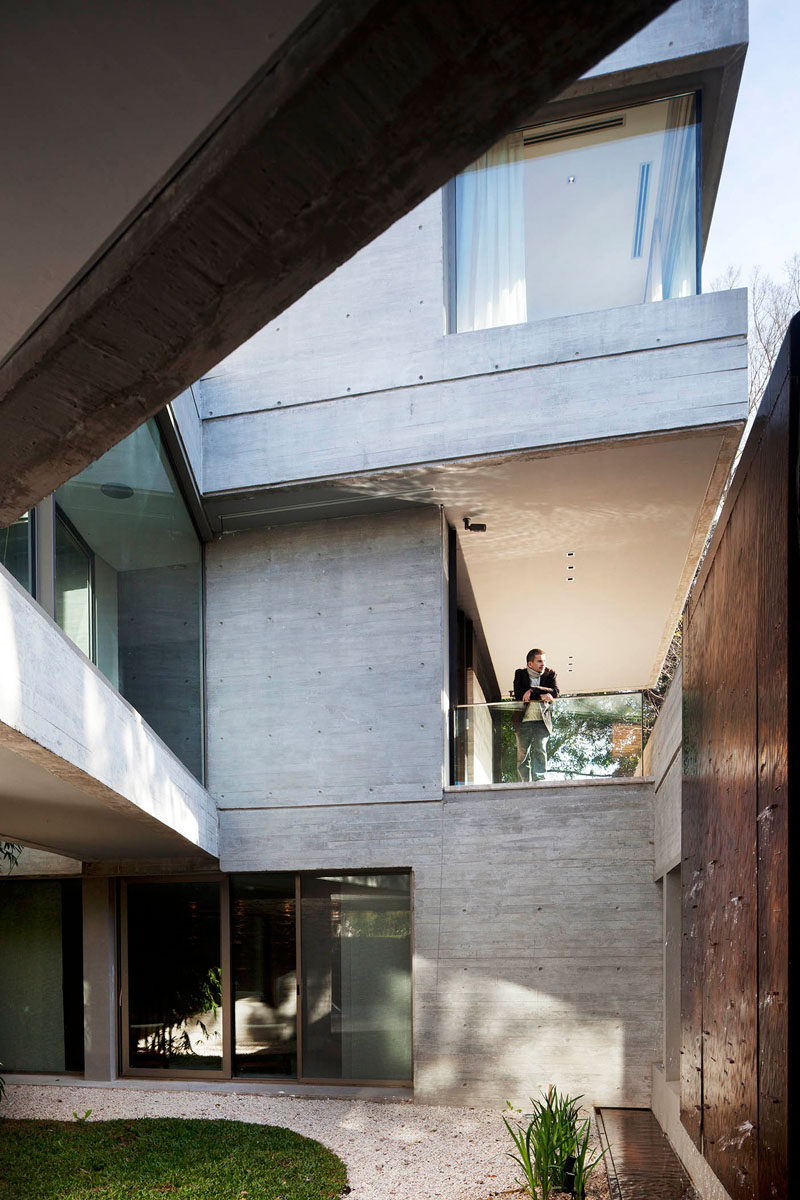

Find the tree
[[711, 254, 800, 410]]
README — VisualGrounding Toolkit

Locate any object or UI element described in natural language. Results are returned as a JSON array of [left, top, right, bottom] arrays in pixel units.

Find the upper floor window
[[453, 93, 699, 332], [54, 419, 204, 779], [0, 511, 34, 595]]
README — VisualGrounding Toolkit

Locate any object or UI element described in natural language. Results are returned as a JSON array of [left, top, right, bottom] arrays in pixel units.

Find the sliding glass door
[[122, 873, 412, 1085], [124, 880, 223, 1074], [231, 874, 298, 1077], [301, 874, 412, 1082]]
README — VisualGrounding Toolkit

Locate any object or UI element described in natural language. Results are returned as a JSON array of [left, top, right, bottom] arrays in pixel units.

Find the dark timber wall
[[682, 315, 798, 1200]]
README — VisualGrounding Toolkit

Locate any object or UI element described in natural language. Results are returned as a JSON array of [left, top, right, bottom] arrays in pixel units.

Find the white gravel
[[3, 1083, 521, 1200]]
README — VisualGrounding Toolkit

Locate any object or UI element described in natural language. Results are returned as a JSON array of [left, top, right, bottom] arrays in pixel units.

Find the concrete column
[[35, 496, 55, 619], [664, 864, 681, 1081], [82, 877, 117, 1081]]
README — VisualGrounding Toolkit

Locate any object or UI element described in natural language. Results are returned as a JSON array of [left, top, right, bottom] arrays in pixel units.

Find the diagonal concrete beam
[[0, 0, 673, 524]]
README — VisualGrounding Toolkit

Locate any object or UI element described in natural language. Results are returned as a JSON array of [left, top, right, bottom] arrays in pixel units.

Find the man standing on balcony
[[513, 649, 559, 782]]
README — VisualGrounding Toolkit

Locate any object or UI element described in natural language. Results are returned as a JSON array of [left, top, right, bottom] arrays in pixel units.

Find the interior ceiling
[[448, 432, 724, 694], [318, 428, 726, 695], [0, 741, 210, 862]]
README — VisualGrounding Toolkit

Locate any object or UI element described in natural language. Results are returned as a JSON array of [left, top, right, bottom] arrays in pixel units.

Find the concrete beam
[[0, 0, 673, 524], [0, 563, 218, 861]]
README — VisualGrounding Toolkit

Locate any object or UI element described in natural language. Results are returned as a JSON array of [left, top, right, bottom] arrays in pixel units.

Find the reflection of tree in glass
[[497, 698, 642, 780], [340, 908, 410, 938], [129, 886, 222, 1065]]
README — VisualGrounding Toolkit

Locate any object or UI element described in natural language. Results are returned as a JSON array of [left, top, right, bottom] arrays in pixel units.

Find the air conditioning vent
[[523, 115, 625, 146]]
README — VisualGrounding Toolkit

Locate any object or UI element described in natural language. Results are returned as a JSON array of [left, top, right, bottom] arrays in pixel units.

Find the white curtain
[[645, 94, 698, 302], [455, 132, 527, 332]]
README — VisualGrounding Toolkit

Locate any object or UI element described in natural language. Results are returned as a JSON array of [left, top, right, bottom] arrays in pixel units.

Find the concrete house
[[1, 2, 757, 1197]]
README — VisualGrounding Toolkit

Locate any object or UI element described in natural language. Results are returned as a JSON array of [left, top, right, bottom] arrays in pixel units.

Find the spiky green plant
[[504, 1086, 608, 1199]]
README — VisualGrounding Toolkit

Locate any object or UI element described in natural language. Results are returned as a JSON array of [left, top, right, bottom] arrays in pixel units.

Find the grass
[[0, 1117, 348, 1200]]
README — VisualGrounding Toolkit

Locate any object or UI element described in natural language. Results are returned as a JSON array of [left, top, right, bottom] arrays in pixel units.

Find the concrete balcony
[[0, 564, 217, 863], [193, 284, 747, 526]]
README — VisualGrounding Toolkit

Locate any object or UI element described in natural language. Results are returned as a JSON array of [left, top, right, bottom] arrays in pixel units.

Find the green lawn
[[0, 1117, 348, 1200]]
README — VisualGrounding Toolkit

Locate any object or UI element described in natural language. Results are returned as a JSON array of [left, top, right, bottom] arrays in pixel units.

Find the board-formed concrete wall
[[221, 776, 660, 1107], [205, 507, 448, 808]]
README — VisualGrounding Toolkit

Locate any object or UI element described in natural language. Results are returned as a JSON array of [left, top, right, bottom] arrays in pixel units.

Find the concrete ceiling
[[0, 0, 318, 365], [0, 741, 212, 862], [0, 0, 673, 525]]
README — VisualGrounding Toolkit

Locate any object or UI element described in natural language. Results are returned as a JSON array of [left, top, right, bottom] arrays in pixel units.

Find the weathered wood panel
[[754, 335, 792, 1200], [682, 313, 798, 1200]]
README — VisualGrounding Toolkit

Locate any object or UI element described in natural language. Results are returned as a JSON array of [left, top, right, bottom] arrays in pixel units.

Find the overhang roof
[[0, 0, 677, 524]]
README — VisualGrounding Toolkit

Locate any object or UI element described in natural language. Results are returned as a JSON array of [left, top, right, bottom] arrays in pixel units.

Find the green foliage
[[497, 697, 644, 782], [0, 842, 23, 871], [504, 1087, 608, 1199], [72, 1110, 93, 1124], [0, 1117, 347, 1199]]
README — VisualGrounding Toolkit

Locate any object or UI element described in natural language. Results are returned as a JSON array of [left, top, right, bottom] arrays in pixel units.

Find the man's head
[[526, 648, 546, 673]]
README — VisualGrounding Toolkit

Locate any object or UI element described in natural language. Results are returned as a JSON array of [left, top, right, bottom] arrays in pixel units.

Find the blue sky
[[702, 0, 799, 284]]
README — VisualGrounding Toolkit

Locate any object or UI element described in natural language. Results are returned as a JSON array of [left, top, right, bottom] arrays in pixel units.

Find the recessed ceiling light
[[100, 482, 134, 500], [566, 551, 574, 557]]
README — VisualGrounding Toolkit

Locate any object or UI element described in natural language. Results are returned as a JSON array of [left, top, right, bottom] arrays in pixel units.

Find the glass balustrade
[[452, 692, 645, 784]]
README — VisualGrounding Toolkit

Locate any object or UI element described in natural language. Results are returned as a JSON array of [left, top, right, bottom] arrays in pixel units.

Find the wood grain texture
[[754, 323, 793, 1200], [681, 313, 798, 1200]]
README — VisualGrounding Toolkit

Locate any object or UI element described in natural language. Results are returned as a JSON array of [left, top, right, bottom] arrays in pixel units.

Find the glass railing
[[452, 693, 644, 785]]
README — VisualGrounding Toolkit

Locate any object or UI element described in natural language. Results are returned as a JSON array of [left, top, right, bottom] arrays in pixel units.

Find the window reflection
[[301, 873, 412, 1082], [455, 93, 699, 331], [231, 874, 297, 1077], [0, 880, 84, 1073], [0, 511, 34, 595], [54, 420, 203, 778], [127, 882, 222, 1071]]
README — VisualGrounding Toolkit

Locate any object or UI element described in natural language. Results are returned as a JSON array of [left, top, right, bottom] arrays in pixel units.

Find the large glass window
[[454, 93, 699, 331], [0, 511, 34, 595], [125, 881, 222, 1072], [54, 420, 203, 778], [0, 880, 84, 1073], [301, 874, 412, 1082], [231, 874, 298, 1077]]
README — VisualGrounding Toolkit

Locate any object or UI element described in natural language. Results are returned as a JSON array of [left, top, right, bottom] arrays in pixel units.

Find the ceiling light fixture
[[100, 482, 134, 500], [463, 517, 487, 533]]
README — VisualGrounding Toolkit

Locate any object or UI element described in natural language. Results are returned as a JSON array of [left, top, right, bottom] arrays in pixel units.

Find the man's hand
[[541, 692, 553, 704], [522, 689, 532, 702]]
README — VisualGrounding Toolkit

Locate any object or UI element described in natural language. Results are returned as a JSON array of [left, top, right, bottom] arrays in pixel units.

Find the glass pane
[[55, 419, 204, 778], [231, 874, 297, 1077], [301, 873, 412, 1082], [127, 881, 222, 1071], [0, 880, 84, 1072], [55, 510, 93, 658], [0, 511, 34, 595], [453, 693, 644, 784], [455, 94, 698, 330]]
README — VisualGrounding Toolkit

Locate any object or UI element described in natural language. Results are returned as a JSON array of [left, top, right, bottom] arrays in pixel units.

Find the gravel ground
[[3, 1084, 610, 1200]]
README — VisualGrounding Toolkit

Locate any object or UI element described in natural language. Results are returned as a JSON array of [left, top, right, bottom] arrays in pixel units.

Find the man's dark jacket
[[512, 667, 560, 733]]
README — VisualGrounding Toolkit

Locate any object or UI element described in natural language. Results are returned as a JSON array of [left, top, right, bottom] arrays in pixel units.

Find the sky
[[702, 0, 800, 285]]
